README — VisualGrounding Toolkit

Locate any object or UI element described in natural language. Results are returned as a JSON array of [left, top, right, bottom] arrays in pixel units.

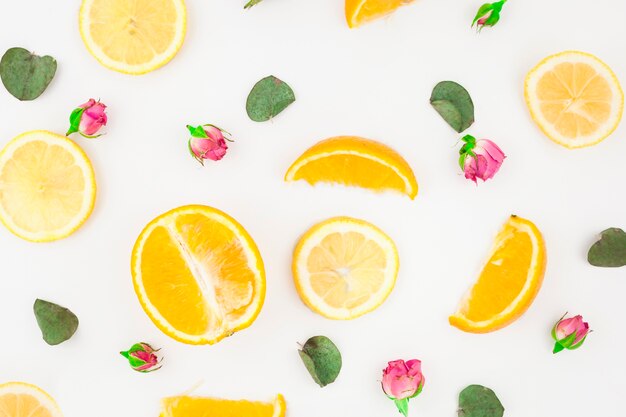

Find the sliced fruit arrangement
[[159, 394, 286, 417], [345, 0, 415, 28], [79, 0, 187, 75], [0, 381, 63, 417], [0, 130, 96, 242], [285, 136, 418, 199], [293, 216, 399, 320], [131, 205, 265, 345], [525, 50, 624, 149], [449, 215, 547, 333]]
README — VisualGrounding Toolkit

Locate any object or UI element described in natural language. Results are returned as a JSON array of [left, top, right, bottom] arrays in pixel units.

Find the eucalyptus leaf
[[246, 75, 295, 122], [588, 228, 626, 267], [0, 47, 57, 101], [430, 81, 475, 133], [33, 299, 79, 345], [458, 385, 504, 417], [298, 336, 342, 387]]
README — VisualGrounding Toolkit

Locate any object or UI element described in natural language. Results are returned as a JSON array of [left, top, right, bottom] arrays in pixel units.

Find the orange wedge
[[131, 205, 265, 345], [0, 382, 63, 417], [160, 394, 286, 417], [345, 0, 415, 28], [285, 136, 418, 199], [449, 215, 546, 333]]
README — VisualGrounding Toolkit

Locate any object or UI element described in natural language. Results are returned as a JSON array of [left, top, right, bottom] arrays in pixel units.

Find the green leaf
[[244, 0, 263, 9], [394, 398, 409, 417], [66, 107, 85, 136], [186, 124, 208, 138], [0, 47, 57, 101], [298, 335, 342, 387], [588, 228, 626, 267], [246, 75, 295, 122], [33, 299, 79, 345], [458, 385, 504, 417], [430, 81, 475, 133]]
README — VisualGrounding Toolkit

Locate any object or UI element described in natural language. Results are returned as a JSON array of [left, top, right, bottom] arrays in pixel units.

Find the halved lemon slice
[[131, 205, 265, 345], [345, 0, 415, 28], [285, 136, 418, 199], [79, 0, 187, 75], [0, 130, 96, 242], [525, 51, 624, 148], [449, 215, 547, 333], [0, 382, 63, 417], [160, 394, 286, 417], [293, 216, 399, 320]]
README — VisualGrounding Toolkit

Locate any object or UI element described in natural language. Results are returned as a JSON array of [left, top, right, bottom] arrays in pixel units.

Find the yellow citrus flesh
[[293, 217, 399, 320], [525, 51, 624, 148], [285, 136, 418, 199], [160, 394, 286, 417], [345, 0, 415, 28], [0, 131, 96, 242], [131, 205, 265, 345], [79, 0, 187, 75], [0, 382, 63, 417], [449, 216, 547, 333]]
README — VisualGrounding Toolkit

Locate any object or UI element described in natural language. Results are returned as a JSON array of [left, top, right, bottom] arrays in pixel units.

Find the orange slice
[[0, 382, 63, 417], [160, 394, 286, 417], [293, 217, 399, 320], [525, 51, 624, 148], [345, 0, 415, 28], [131, 205, 265, 345], [285, 136, 418, 199], [449, 215, 546, 333]]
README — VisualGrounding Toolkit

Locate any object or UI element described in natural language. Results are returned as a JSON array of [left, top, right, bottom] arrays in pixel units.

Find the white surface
[[0, 0, 625, 416]]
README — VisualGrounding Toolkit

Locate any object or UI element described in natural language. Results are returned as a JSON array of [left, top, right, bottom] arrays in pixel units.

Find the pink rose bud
[[552, 314, 591, 354], [472, 0, 507, 32], [120, 342, 162, 373], [186, 124, 231, 165], [66, 98, 107, 138], [382, 359, 425, 417], [459, 135, 505, 184]]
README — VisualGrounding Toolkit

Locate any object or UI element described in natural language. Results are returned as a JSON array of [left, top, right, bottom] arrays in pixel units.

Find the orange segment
[[131, 205, 265, 345], [285, 136, 418, 199], [449, 215, 546, 333], [0, 382, 63, 417], [160, 394, 286, 417], [525, 51, 623, 148], [345, 0, 415, 28]]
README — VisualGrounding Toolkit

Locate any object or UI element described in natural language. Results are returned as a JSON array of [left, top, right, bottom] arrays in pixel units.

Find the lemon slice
[[293, 216, 399, 320], [345, 0, 415, 28], [0, 382, 63, 417], [0, 130, 96, 242], [525, 51, 624, 148], [160, 394, 286, 417], [79, 0, 187, 75]]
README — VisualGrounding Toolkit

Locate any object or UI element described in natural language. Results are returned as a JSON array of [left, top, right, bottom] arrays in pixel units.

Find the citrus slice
[[160, 394, 286, 417], [525, 51, 624, 148], [131, 205, 265, 345], [345, 0, 415, 28], [79, 0, 187, 75], [449, 215, 547, 333], [285, 136, 418, 199], [0, 130, 96, 242], [293, 216, 399, 320], [0, 381, 63, 417]]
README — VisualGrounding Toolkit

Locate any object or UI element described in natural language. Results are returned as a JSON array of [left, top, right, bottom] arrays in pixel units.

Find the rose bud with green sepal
[[66, 99, 107, 138], [186, 124, 232, 165], [459, 135, 505, 184], [552, 314, 591, 354], [120, 342, 162, 373], [382, 359, 425, 417], [472, 0, 508, 31]]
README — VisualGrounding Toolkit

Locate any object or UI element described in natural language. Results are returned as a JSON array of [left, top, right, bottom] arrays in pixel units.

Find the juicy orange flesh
[[461, 224, 533, 321], [307, 231, 386, 309], [161, 396, 277, 417], [139, 214, 256, 337], [537, 62, 612, 138], [0, 393, 53, 417], [293, 154, 406, 193], [0, 140, 85, 233], [88, 0, 178, 65], [347, 0, 413, 26]]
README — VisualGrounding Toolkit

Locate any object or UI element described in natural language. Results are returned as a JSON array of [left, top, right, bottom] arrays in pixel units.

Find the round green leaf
[[298, 336, 342, 387], [430, 81, 475, 133], [33, 299, 79, 345], [246, 75, 295, 122], [0, 47, 57, 101], [458, 385, 504, 417], [588, 228, 626, 267]]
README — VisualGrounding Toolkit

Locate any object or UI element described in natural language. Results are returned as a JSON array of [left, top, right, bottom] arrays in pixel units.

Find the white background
[[1, 0, 625, 416]]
